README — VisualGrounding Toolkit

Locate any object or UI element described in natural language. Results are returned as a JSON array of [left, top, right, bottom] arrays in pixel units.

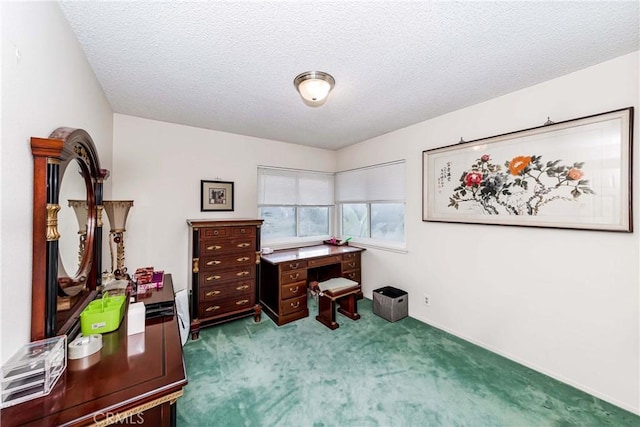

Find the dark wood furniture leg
[[337, 294, 360, 320], [253, 304, 261, 322], [190, 319, 201, 340], [316, 294, 339, 330]]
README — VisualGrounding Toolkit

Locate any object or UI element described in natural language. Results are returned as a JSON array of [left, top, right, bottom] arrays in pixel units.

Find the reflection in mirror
[[58, 159, 87, 281], [57, 149, 95, 299]]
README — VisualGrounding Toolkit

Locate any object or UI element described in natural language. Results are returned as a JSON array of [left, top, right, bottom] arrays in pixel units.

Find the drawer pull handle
[[236, 256, 250, 262], [213, 230, 219, 235], [206, 260, 222, 266], [236, 285, 250, 291], [237, 243, 250, 248], [347, 273, 355, 279], [205, 306, 220, 312], [206, 275, 222, 281], [205, 290, 221, 297], [289, 286, 299, 293], [348, 262, 356, 268], [291, 301, 300, 309], [236, 271, 250, 277], [289, 273, 299, 280], [206, 245, 222, 251], [240, 229, 246, 233], [289, 262, 299, 269], [236, 299, 249, 305]]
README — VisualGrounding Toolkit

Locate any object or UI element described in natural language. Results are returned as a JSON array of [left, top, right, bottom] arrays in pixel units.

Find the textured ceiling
[[59, 1, 639, 150]]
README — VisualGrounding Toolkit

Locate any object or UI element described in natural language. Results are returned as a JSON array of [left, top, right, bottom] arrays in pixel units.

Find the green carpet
[[177, 299, 638, 426]]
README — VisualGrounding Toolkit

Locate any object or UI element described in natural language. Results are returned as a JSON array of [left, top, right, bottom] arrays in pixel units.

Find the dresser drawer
[[199, 266, 255, 285], [342, 258, 360, 272], [281, 281, 307, 300], [200, 227, 229, 239], [307, 255, 342, 268], [199, 280, 254, 302], [200, 237, 256, 254], [279, 260, 308, 272], [342, 270, 361, 284], [231, 226, 256, 237], [200, 294, 255, 318], [200, 252, 256, 272], [280, 294, 307, 316], [280, 269, 308, 285]]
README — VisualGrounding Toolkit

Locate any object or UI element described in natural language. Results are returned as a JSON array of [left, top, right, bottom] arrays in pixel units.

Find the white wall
[[337, 51, 640, 413], [0, 2, 113, 363], [112, 114, 336, 292]]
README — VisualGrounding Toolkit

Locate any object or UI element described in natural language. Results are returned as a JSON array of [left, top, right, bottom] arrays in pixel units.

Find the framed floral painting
[[422, 107, 633, 232]]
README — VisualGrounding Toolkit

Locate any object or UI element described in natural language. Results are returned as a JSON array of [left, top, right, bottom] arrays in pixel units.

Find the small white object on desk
[[127, 302, 146, 335], [68, 334, 102, 360]]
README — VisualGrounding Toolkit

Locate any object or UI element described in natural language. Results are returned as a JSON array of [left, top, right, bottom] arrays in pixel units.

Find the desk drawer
[[199, 280, 254, 302], [279, 260, 308, 272], [342, 252, 360, 261], [200, 252, 256, 272], [200, 294, 255, 318], [342, 258, 360, 272], [280, 269, 307, 285], [280, 294, 307, 316], [281, 281, 307, 300], [307, 255, 342, 268], [200, 266, 255, 284]]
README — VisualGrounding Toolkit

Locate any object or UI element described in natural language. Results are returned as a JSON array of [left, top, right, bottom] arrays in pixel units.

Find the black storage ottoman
[[372, 286, 408, 322]]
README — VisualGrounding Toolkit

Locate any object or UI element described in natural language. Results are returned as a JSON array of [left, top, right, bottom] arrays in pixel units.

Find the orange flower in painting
[[508, 156, 532, 175], [567, 168, 584, 180]]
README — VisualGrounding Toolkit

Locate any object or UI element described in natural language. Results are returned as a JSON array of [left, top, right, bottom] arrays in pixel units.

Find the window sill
[[345, 239, 408, 254], [261, 236, 329, 251]]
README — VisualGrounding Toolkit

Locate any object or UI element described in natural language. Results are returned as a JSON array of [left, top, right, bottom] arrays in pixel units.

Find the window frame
[[336, 160, 407, 251], [258, 166, 334, 247]]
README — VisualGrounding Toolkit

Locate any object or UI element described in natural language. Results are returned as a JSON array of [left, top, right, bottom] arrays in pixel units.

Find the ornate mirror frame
[[31, 127, 109, 340]]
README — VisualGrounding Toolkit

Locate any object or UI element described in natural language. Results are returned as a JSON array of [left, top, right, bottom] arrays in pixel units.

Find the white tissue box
[[127, 302, 146, 335]]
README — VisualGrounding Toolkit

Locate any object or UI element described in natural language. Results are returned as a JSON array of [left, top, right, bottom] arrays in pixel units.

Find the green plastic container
[[80, 293, 126, 335]]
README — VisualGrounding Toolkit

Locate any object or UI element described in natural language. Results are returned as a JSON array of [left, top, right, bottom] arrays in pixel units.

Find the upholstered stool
[[310, 278, 361, 330]]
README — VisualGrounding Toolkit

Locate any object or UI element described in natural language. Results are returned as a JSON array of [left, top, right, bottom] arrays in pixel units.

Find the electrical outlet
[[423, 294, 431, 306]]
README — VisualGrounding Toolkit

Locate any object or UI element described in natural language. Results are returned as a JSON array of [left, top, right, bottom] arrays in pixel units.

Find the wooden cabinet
[[187, 219, 263, 339], [260, 245, 365, 326]]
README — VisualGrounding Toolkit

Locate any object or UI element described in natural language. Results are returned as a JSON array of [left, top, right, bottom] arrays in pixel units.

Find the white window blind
[[258, 167, 334, 206], [335, 161, 406, 202]]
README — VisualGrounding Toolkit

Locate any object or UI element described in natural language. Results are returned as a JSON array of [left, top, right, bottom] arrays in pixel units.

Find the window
[[258, 167, 334, 243], [336, 161, 406, 246]]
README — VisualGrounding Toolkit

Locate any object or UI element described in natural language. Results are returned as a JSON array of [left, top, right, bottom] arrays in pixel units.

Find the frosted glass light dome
[[294, 71, 335, 107]]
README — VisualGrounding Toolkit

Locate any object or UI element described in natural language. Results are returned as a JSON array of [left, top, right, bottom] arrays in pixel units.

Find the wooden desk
[[260, 244, 364, 326], [1, 275, 187, 427]]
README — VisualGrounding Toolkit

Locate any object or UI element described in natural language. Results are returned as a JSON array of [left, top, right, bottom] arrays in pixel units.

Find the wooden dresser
[[187, 219, 263, 339], [260, 244, 365, 326], [0, 275, 186, 427]]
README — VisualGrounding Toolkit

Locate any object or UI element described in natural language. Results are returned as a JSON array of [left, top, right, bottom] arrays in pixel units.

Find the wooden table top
[[260, 244, 364, 265]]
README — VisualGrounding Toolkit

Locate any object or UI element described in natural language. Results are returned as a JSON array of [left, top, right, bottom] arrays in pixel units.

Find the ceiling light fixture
[[294, 71, 335, 107]]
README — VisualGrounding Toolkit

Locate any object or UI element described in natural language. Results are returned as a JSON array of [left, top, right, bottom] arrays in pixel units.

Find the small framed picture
[[201, 180, 234, 212]]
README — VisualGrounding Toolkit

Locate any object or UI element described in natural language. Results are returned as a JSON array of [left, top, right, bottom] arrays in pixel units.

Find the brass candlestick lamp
[[103, 200, 134, 279]]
